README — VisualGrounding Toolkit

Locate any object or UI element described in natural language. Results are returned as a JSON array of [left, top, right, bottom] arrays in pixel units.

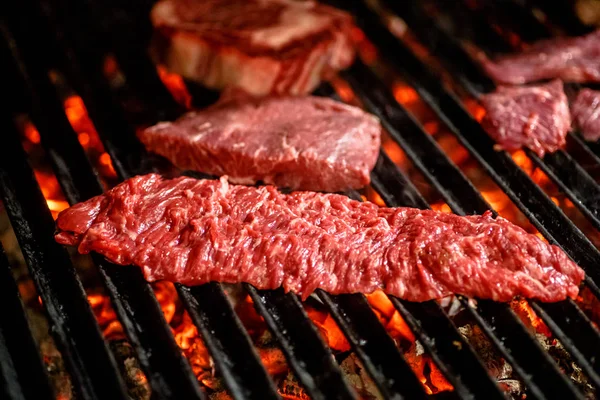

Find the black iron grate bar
[[36, 3, 283, 398], [341, 0, 600, 288], [531, 300, 600, 388], [383, 0, 600, 231], [245, 285, 358, 400], [340, 64, 593, 398], [339, 65, 490, 215], [177, 284, 281, 400], [0, 244, 54, 400], [417, 1, 600, 378], [4, 8, 209, 399], [362, 151, 506, 399], [316, 290, 428, 400], [467, 298, 585, 398], [392, 298, 505, 400], [347, 56, 600, 394], [0, 111, 128, 400]]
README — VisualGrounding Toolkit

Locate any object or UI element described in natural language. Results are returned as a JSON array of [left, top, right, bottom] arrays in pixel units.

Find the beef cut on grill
[[480, 29, 600, 84], [54, 174, 584, 302], [150, 0, 355, 95], [571, 88, 600, 141], [139, 95, 381, 192], [480, 79, 570, 156]]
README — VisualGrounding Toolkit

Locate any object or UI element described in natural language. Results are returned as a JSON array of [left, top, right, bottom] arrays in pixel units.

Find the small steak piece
[[481, 30, 600, 84], [571, 88, 600, 141], [151, 0, 355, 96], [55, 174, 584, 303], [480, 80, 570, 157], [139, 95, 381, 192]]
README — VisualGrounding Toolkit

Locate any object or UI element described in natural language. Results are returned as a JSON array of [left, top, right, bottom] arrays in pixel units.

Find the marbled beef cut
[[139, 95, 381, 192], [480, 80, 571, 157], [54, 174, 584, 302], [150, 0, 355, 96], [480, 30, 600, 84], [571, 88, 600, 141]]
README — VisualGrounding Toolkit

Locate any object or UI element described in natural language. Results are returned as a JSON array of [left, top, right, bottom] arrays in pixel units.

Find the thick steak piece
[[150, 0, 355, 96], [571, 88, 600, 142], [480, 30, 600, 84], [480, 80, 570, 157], [55, 174, 584, 302], [139, 95, 381, 192]]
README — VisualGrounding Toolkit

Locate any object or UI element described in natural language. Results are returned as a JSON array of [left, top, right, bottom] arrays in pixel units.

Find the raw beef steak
[[480, 80, 571, 156], [55, 174, 584, 302], [480, 30, 600, 84], [150, 0, 355, 96], [571, 88, 600, 141], [139, 95, 381, 192]]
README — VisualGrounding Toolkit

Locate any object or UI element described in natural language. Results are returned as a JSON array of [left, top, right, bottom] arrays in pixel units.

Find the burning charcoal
[[339, 353, 383, 399], [109, 340, 151, 400], [278, 371, 311, 400], [536, 334, 596, 399], [459, 325, 513, 381], [40, 337, 74, 400], [497, 379, 523, 398]]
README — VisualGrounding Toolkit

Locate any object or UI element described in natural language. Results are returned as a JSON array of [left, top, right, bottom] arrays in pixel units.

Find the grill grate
[[0, 0, 600, 399]]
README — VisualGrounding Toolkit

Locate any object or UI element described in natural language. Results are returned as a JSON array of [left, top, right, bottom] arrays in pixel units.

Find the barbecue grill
[[1, 0, 600, 399]]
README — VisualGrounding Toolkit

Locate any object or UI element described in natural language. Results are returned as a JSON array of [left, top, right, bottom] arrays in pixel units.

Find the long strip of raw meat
[[54, 174, 584, 302], [480, 30, 600, 84]]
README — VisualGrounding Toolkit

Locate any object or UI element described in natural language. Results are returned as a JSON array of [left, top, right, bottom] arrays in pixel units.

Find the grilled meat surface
[[480, 80, 571, 156], [55, 174, 584, 302], [150, 0, 355, 96], [481, 30, 600, 85], [139, 95, 381, 192], [571, 88, 600, 141]]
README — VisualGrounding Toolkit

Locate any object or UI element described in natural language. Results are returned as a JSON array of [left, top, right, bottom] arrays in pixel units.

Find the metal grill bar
[[383, 0, 600, 232], [246, 286, 358, 400], [0, 102, 128, 400], [531, 300, 600, 388], [339, 59, 588, 399], [360, 152, 506, 399], [176, 285, 281, 400], [0, 244, 54, 400], [316, 290, 429, 400], [467, 299, 583, 399], [410, 1, 600, 390], [28, 2, 282, 399], [3, 7, 206, 399]]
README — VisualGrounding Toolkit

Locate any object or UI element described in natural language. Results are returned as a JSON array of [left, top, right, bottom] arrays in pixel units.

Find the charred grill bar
[[1, 0, 600, 400]]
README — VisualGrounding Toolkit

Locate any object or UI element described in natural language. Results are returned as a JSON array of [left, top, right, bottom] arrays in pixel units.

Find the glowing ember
[[393, 83, 419, 105], [157, 65, 193, 109], [306, 306, 351, 352], [24, 121, 41, 144], [382, 139, 407, 165], [431, 203, 452, 213], [511, 299, 552, 337], [34, 170, 69, 219], [351, 27, 378, 64]]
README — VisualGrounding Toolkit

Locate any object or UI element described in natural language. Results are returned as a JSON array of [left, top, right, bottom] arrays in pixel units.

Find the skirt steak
[[55, 174, 584, 302]]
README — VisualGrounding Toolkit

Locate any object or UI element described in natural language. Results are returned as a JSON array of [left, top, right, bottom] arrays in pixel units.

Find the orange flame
[[512, 299, 552, 337], [157, 65, 192, 109]]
